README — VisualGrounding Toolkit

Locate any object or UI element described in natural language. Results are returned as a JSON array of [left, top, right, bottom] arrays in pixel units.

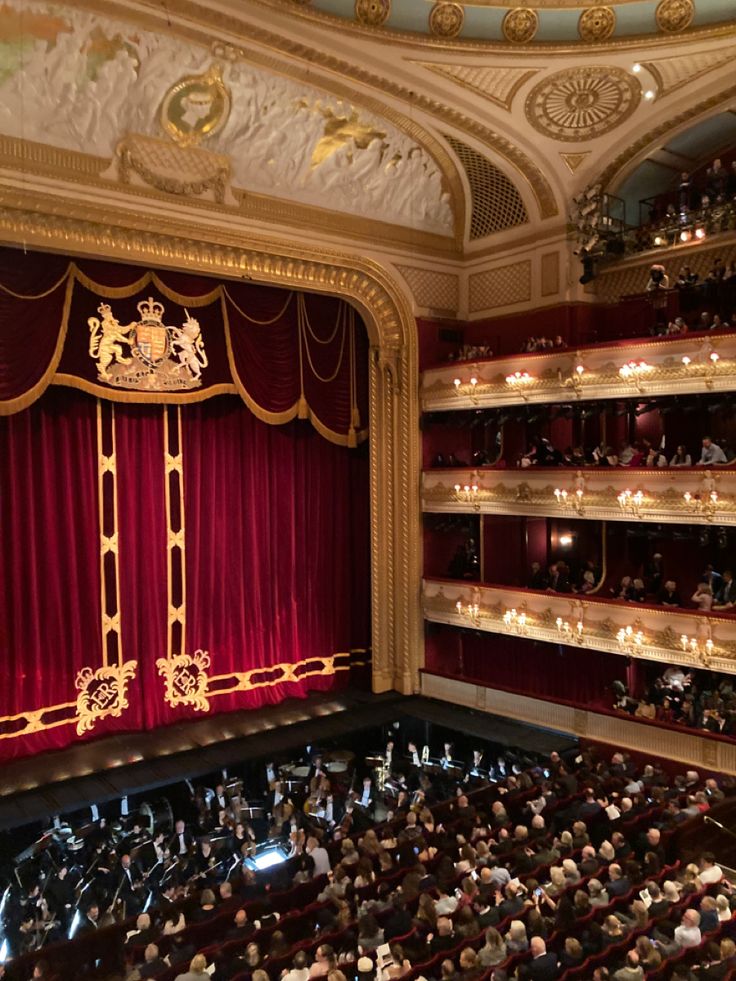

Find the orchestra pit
[[3, 1, 736, 980]]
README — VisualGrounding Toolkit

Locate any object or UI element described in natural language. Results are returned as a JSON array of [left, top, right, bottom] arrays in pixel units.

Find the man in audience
[[139, 944, 167, 979], [306, 836, 331, 877], [714, 569, 736, 610], [658, 580, 682, 607], [674, 908, 702, 948], [606, 864, 631, 897], [700, 437, 727, 464], [613, 952, 644, 981], [519, 937, 557, 980], [699, 852, 724, 884], [226, 908, 256, 941]]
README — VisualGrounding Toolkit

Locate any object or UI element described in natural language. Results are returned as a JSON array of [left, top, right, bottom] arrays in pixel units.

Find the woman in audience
[[573, 889, 592, 918], [353, 857, 375, 889], [477, 927, 507, 968], [558, 937, 585, 970], [553, 894, 577, 934], [525, 905, 550, 940], [357, 914, 384, 952], [455, 843, 476, 874], [716, 894, 732, 922], [545, 865, 567, 896], [504, 919, 529, 954], [414, 892, 437, 935], [455, 905, 479, 940], [601, 914, 628, 947], [692, 582, 714, 611], [635, 936, 662, 971]]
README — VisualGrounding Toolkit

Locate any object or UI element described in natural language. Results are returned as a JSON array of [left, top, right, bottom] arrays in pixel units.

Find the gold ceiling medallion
[[429, 3, 465, 38], [525, 67, 641, 143], [560, 151, 591, 173], [88, 297, 208, 391], [75, 661, 138, 735], [354, 0, 391, 27], [160, 64, 231, 148], [578, 6, 616, 41], [655, 0, 695, 32], [502, 8, 540, 43]]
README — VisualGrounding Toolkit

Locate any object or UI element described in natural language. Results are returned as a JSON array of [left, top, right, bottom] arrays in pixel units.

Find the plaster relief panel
[[0, 1, 454, 235]]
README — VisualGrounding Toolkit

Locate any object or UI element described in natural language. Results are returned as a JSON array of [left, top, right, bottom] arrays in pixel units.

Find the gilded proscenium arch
[[76, 0, 556, 224], [0, 188, 423, 697]]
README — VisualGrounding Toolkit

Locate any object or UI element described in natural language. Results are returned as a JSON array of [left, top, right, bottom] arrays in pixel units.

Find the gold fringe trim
[[72, 264, 222, 307], [52, 375, 238, 405], [0, 263, 72, 299], [222, 286, 294, 324], [0, 273, 75, 416]]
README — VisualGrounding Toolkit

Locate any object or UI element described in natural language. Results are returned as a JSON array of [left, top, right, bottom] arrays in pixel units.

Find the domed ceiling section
[[274, 0, 733, 45]]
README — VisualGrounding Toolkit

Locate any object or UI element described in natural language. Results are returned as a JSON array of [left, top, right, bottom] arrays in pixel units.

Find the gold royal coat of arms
[[88, 296, 208, 390]]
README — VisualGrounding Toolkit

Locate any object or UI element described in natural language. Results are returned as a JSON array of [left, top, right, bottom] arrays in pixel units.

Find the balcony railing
[[422, 577, 736, 675], [422, 332, 736, 412], [422, 466, 735, 525]]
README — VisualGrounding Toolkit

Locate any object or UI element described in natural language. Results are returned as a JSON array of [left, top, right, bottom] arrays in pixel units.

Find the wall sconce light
[[617, 489, 645, 518], [504, 371, 534, 400], [617, 624, 645, 655], [554, 486, 585, 515], [454, 482, 481, 511], [683, 489, 719, 521], [453, 377, 480, 404], [694, 228, 706, 241], [619, 360, 653, 391], [558, 534, 574, 547], [503, 607, 529, 635], [556, 617, 584, 644], [456, 600, 481, 626]]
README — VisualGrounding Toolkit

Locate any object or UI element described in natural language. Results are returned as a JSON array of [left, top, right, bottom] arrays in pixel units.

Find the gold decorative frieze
[[502, 8, 539, 43], [422, 335, 736, 410], [655, 0, 695, 32], [422, 467, 736, 526], [422, 578, 736, 676], [429, 3, 465, 38], [578, 7, 616, 42]]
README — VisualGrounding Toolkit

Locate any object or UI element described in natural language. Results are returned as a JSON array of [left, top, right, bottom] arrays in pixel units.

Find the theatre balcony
[[421, 331, 736, 412], [422, 576, 736, 676], [422, 465, 736, 525]]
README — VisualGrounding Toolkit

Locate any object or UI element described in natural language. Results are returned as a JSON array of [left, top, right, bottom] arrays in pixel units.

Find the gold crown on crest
[[137, 296, 165, 324]]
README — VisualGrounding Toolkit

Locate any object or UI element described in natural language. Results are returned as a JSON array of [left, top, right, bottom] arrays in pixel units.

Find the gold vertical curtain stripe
[[1, 263, 366, 446]]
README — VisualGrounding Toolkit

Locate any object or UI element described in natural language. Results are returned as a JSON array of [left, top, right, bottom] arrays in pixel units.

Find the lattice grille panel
[[444, 134, 528, 239]]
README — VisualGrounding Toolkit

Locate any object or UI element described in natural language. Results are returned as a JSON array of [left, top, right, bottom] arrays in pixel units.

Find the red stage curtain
[[0, 389, 369, 760]]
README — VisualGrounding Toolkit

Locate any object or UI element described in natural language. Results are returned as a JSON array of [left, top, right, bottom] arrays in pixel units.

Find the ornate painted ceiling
[[270, 0, 733, 45], [0, 0, 733, 261]]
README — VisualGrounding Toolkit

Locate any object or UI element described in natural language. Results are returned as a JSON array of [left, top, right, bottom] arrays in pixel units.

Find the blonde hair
[[190, 954, 207, 973], [507, 920, 526, 941]]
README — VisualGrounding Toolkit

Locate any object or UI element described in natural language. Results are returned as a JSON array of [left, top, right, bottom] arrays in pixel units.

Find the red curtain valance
[[0, 247, 368, 446]]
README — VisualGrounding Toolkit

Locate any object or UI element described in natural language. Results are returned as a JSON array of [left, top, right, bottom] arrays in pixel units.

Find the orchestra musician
[[168, 819, 195, 859], [209, 784, 231, 820], [113, 853, 144, 914], [229, 821, 256, 858]]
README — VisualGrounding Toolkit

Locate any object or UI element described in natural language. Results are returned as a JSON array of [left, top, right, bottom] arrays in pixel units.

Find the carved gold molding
[[423, 579, 736, 675], [422, 467, 736, 526], [0, 186, 423, 699], [421, 673, 736, 777], [422, 334, 736, 409]]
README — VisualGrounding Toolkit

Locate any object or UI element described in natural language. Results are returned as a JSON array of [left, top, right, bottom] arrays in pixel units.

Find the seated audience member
[[559, 937, 585, 969], [700, 437, 728, 464], [674, 908, 702, 948], [692, 582, 714, 611], [658, 580, 683, 607], [175, 953, 210, 981], [139, 944, 167, 979], [670, 444, 692, 466], [504, 919, 529, 954], [700, 852, 724, 885], [477, 927, 507, 968], [518, 937, 557, 981], [713, 570, 736, 610], [613, 952, 644, 981]]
